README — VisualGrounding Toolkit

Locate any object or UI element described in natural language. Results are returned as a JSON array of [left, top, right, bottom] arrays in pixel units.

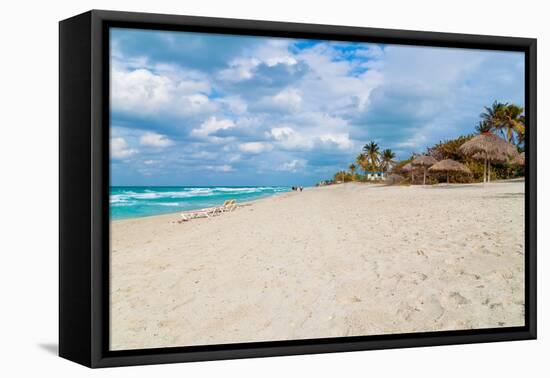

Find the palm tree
[[500, 104, 525, 144], [356, 153, 368, 176], [380, 149, 396, 172], [481, 102, 525, 145], [481, 101, 506, 131], [349, 163, 357, 181], [363, 141, 380, 171], [516, 122, 526, 145], [334, 170, 348, 183], [475, 120, 492, 134]]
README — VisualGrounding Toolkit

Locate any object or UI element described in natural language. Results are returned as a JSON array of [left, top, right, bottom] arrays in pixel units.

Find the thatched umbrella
[[411, 155, 437, 185], [401, 163, 415, 182], [428, 159, 472, 184], [459, 133, 517, 183], [511, 151, 525, 166], [472, 151, 509, 164]]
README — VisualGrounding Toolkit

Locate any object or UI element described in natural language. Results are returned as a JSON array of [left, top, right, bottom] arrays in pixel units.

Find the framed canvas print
[[59, 10, 537, 368]]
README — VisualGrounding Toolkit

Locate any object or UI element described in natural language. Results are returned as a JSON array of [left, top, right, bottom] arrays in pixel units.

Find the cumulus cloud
[[261, 88, 302, 112], [111, 66, 215, 116], [238, 142, 272, 154], [111, 137, 137, 159], [218, 57, 261, 82], [293, 43, 383, 114], [217, 39, 298, 83], [266, 123, 354, 151], [319, 133, 353, 150], [268, 126, 295, 140], [139, 132, 174, 147], [191, 116, 235, 138], [267, 126, 313, 150], [277, 159, 307, 172]]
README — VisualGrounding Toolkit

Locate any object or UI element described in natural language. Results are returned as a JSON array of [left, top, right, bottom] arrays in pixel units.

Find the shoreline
[[110, 186, 297, 222], [110, 189, 297, 223], [110, 180, 525, 350], [110, 179, 522, 223]]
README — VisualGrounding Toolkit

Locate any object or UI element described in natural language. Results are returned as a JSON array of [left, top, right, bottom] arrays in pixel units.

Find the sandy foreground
[[110, 181, 525, 350]]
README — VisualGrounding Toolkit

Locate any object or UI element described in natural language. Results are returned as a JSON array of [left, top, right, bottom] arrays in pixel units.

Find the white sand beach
[[110, 180, 525, 350]]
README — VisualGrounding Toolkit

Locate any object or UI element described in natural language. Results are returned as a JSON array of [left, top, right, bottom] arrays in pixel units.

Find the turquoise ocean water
[[110, 186, 291, 220]]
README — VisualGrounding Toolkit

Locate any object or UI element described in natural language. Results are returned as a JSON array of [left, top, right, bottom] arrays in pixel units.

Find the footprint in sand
[[416, 250, 427, 257], [411, 272, 428, 283], [449, 291, 470, 306], [337, 295, 363, 304]]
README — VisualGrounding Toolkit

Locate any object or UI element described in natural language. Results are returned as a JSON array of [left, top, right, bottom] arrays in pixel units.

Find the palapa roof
[[471, 151, 509, 163], [411, 155, 437, 167], [511, 151, 525, 166], [401, 162, 413, 172], [428, 159, 472, 175], [459, 133, 517, 161]]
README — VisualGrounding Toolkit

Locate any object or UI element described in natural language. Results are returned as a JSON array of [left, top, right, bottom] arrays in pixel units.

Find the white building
[[365, 172, 386, 181]]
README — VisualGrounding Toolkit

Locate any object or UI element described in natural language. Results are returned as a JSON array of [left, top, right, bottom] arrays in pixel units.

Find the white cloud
[[266, 114, 353, 152], [294, 43, 384, 113], [217, 57, 261, 82], [256, 39, 298, 67], [319, 133, 353, 150], [191, 116, 235, 138], [238, 142, 272, 154], [139, 132, 174, 148], [270, 88, 302, 111], [111, 137, 137, 159], [217, 40, 297, 82], [277, 159, 307, 172], [267, 126, 314, 150], [268, 126, 295, 140], [266, 55, 297, 67], [205, 164, 234, 172], [111, 67, 215, 116]]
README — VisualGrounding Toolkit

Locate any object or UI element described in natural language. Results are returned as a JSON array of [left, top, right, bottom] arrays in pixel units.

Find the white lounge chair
[[178, 207, 217, 222], [218, 199, 237, 213], [178, 199, 238, 223]]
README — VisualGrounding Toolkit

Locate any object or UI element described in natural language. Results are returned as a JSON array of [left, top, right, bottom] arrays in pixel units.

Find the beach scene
[[110, 29, 525, 350]]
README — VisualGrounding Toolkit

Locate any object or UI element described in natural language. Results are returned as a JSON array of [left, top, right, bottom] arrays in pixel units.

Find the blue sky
[[110, 28, 524, 186]]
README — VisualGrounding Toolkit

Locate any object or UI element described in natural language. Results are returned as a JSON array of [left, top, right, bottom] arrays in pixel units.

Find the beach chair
[[178, 207, 217, 222], [178, 200, 237, 223], [218, 199, 237, 213]]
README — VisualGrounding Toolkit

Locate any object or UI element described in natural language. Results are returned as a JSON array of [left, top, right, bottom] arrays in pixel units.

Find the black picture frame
[[59, 9, 537, 368]]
